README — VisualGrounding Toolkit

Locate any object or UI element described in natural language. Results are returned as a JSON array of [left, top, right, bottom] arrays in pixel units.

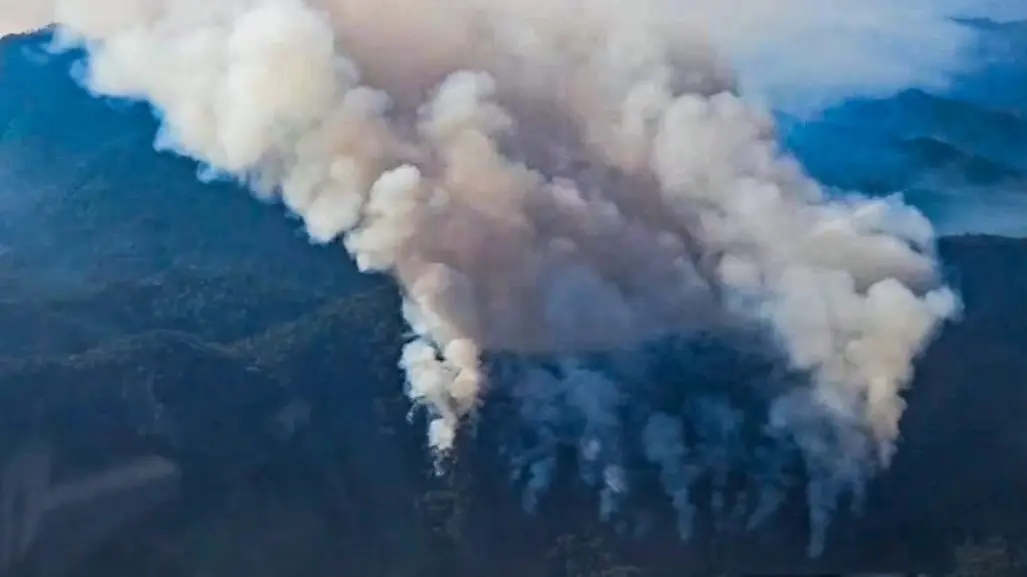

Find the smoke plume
[[0, 0, 972, 555]]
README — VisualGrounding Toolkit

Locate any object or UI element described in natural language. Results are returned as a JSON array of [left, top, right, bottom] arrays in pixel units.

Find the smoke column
[[1, 0, 987, 556]]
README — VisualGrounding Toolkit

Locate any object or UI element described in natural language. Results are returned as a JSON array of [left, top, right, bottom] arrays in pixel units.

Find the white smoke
[[0, 0, 968, 555], [721, 0, 1027, 113]]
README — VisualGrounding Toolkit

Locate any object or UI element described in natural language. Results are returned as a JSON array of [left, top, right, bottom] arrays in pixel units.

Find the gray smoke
[[1, 0, 968, 555]]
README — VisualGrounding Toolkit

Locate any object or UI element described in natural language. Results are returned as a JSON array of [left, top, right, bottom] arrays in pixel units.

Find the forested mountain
[[2, 29, 1027, 577]]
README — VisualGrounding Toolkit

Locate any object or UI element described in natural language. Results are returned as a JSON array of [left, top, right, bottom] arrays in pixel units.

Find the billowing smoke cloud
[[0, 0, 968, 555], [722, 0, 1027, 113]]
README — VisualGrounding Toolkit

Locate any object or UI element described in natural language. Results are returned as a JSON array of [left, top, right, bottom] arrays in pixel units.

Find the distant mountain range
[[780, 17, 1027, 236]]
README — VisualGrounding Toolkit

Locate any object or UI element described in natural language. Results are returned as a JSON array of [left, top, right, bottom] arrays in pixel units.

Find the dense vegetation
[[0, 235, 1025, 577]]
